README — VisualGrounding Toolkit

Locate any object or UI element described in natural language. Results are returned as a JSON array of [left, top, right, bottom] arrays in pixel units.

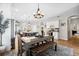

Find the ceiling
[[11, 3, 79, 24]]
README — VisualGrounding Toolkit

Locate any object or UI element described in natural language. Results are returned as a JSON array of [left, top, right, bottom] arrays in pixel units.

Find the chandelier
[[33, 4, 44, 19]]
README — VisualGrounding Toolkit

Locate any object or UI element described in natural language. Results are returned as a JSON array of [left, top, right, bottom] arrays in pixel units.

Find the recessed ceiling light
[[14, 8, 19, 12]]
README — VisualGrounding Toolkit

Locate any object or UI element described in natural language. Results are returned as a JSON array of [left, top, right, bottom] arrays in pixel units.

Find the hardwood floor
[[1, 36, 79, 56], [57, 36, 79, 56]]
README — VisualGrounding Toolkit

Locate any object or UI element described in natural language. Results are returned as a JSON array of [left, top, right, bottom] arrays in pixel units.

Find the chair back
[[15, 34, 22, 55]]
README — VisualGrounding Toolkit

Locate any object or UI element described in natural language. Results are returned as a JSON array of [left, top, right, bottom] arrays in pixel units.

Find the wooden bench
[[30, 41, 57, 56]]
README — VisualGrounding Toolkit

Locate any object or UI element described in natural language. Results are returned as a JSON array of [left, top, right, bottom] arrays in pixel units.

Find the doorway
[[67, 15, 79, 39]]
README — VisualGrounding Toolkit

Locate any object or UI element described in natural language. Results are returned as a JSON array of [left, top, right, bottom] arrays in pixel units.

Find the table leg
[[26, 48, 33, 56], [55, 44, 57, 51], [26, 50, 30, 56]]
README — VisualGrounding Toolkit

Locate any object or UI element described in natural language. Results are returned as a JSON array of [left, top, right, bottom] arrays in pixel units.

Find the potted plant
[[0, 11, 9, 55]]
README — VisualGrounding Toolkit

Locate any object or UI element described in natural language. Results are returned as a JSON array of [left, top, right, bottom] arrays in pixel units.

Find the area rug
[[37, 45, 73, 56], [4, 45, 74, 56]]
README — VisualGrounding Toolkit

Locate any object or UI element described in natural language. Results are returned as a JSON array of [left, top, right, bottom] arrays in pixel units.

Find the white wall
[[59, 19, 68, 40], [32, 25, 37, 32], [47, 20, 59, 28], [58, 5, 79, 40], [0, 4, 11, 51]]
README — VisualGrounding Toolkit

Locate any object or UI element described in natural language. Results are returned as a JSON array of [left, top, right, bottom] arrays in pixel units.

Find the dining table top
[[21, 36, 53, 45]]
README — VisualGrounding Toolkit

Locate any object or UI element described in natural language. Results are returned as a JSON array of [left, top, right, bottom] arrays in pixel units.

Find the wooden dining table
[[21, 36, 53, 55]]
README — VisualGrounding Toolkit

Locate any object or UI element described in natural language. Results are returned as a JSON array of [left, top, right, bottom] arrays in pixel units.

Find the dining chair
[[15, 34, 26, 56]]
